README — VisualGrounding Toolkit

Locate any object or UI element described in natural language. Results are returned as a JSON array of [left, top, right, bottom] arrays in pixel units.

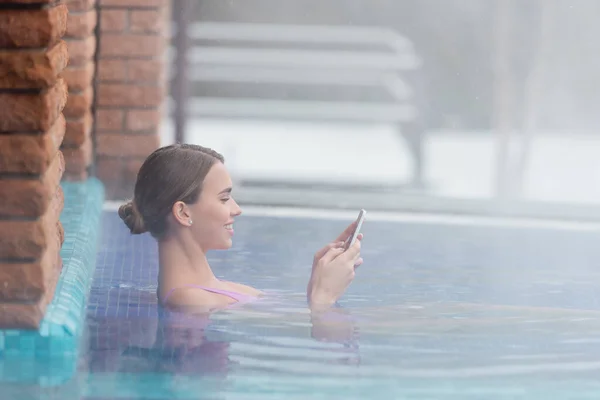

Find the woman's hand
[[307, 221, 364, 310]]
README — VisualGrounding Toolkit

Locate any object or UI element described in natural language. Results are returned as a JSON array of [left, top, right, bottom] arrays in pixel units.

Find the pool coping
[[230, 185, 600, 224], [103, 200, 600, 232], [0, 178, 105, 386]]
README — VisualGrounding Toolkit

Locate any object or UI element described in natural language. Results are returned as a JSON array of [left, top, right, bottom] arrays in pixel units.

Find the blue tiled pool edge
[[0, 178, 105, 385]]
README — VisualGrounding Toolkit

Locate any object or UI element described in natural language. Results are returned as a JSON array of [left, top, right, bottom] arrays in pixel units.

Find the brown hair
[[118, 144, 224, 238]]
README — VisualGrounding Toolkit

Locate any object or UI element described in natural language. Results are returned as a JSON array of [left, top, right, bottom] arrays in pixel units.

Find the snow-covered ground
[[160, 118, 600, 206]]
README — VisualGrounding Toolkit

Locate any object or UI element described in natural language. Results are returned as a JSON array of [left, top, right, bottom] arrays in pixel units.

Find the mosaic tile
[[0, 178, 105, 385]]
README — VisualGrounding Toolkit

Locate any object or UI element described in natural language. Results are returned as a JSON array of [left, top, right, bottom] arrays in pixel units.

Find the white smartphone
[[344, 209, 366, 250]]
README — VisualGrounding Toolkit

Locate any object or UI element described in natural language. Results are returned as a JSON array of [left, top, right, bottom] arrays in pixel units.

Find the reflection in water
[[85, 297, 362, 380], [77, 289, 600, 399], [120, 310, 231, 376]]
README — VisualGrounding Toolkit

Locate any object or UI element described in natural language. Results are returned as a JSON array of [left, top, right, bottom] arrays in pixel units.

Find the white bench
[[171, 19, 426, 186]]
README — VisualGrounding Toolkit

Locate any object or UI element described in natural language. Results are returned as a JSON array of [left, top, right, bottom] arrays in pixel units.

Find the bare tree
[[492, 0, 517, 198], [509, 0, 556, 197]]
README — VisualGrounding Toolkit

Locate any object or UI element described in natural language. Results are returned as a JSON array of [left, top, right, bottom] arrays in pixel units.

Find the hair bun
[[118, 200, 147, 234]]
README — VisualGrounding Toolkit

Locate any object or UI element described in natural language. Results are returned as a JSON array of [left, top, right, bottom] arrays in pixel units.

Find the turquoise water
[[5, 211, 600, 399]]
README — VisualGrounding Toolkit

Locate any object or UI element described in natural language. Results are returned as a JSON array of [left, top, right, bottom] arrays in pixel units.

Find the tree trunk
[[492, 0, 517, 198], [509, 0, 555, 197]]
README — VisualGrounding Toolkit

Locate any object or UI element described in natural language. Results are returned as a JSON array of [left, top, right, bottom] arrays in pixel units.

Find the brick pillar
[[95, 0, 168, 200], [0, 1, 68, 329], [62, 0, 97, 181]]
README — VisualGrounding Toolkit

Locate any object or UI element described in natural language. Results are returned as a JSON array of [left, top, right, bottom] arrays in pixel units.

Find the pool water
[[8, 209, 600, 399]]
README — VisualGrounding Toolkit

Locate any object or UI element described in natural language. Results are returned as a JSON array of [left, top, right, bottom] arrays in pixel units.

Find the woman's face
[[188, 162, 242, 251]]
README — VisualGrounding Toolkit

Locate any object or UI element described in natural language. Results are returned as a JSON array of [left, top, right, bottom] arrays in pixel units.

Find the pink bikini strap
[[162, 284, 253, 304]]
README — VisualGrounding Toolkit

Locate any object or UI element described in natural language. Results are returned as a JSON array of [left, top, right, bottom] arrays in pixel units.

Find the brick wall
[[95, 0, 168, 199], [63, 0, 97, 180], [0, 1, 68, 329]]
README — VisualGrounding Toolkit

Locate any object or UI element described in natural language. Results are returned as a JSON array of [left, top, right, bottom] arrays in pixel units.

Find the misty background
[[165, 0, 600, 211], [184, 0, 600, 131]]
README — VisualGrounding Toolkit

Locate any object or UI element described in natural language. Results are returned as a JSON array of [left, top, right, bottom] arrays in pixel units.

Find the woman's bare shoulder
[[163, 285, 235, 310]]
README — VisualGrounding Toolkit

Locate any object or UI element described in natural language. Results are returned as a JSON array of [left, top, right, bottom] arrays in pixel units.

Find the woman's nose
[[231, 199, 242, 216]]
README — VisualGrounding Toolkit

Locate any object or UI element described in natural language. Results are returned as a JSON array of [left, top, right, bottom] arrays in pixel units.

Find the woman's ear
[[172, 201, 192, 227]]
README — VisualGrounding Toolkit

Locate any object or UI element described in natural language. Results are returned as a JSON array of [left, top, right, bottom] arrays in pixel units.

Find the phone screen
[[345, 209, 366, 250]]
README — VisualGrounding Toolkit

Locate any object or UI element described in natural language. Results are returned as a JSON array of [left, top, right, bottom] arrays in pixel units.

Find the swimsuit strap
[[162, 284, 254, 305]]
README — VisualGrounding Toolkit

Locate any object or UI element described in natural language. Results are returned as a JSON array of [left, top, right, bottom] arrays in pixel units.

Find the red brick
[[0, 177, 63, 261], [97, 59, 126, 81], [0, 240, 62, 303], [127, 59, 163, 82], [63, 86, 94, 118], [0, 268, 62, 329], [97, 156, 143, 183], [125, 109, 161, 131], [0, 40, 69, 90], [96, 133, 159, 157], [130, 9, 164, 33], [0, 190, 63, 302], [98, 59, 164, 83], [96, 108, 124, 131], [97, 83, 163, 107], [0, 114, 65, 175], [99, 0, 167, 7], [100, 9, 128, 32], [62, 136, 93, 174], [66, 0, 97, 12], [0, 151, 65, 219], [66, 35, 96, 66], [0, 78, 68, 132], [62, 60, 95, 92], [0, 4, 68, 48], [63, 112, 93, 147], [99, 33, 164, 57], [1, 0, 57, 3], [96, 156, 143, 199], [66, 8, 97, 39], [0, 247, 62, 329], [63, 169, 89, 182]]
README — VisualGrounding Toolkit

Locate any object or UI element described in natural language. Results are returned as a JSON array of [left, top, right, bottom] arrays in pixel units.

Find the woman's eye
[[221, 197, 230, 203]]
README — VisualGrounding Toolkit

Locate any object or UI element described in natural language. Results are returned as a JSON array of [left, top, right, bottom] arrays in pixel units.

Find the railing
[[170, 1, 425, 186]]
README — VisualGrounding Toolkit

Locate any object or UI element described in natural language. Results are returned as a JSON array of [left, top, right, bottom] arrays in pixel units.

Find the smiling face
[[185, 162, 242, 251]]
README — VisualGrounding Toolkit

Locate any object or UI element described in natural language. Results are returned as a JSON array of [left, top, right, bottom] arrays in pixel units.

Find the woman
[[118, 144, 363, 311]]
